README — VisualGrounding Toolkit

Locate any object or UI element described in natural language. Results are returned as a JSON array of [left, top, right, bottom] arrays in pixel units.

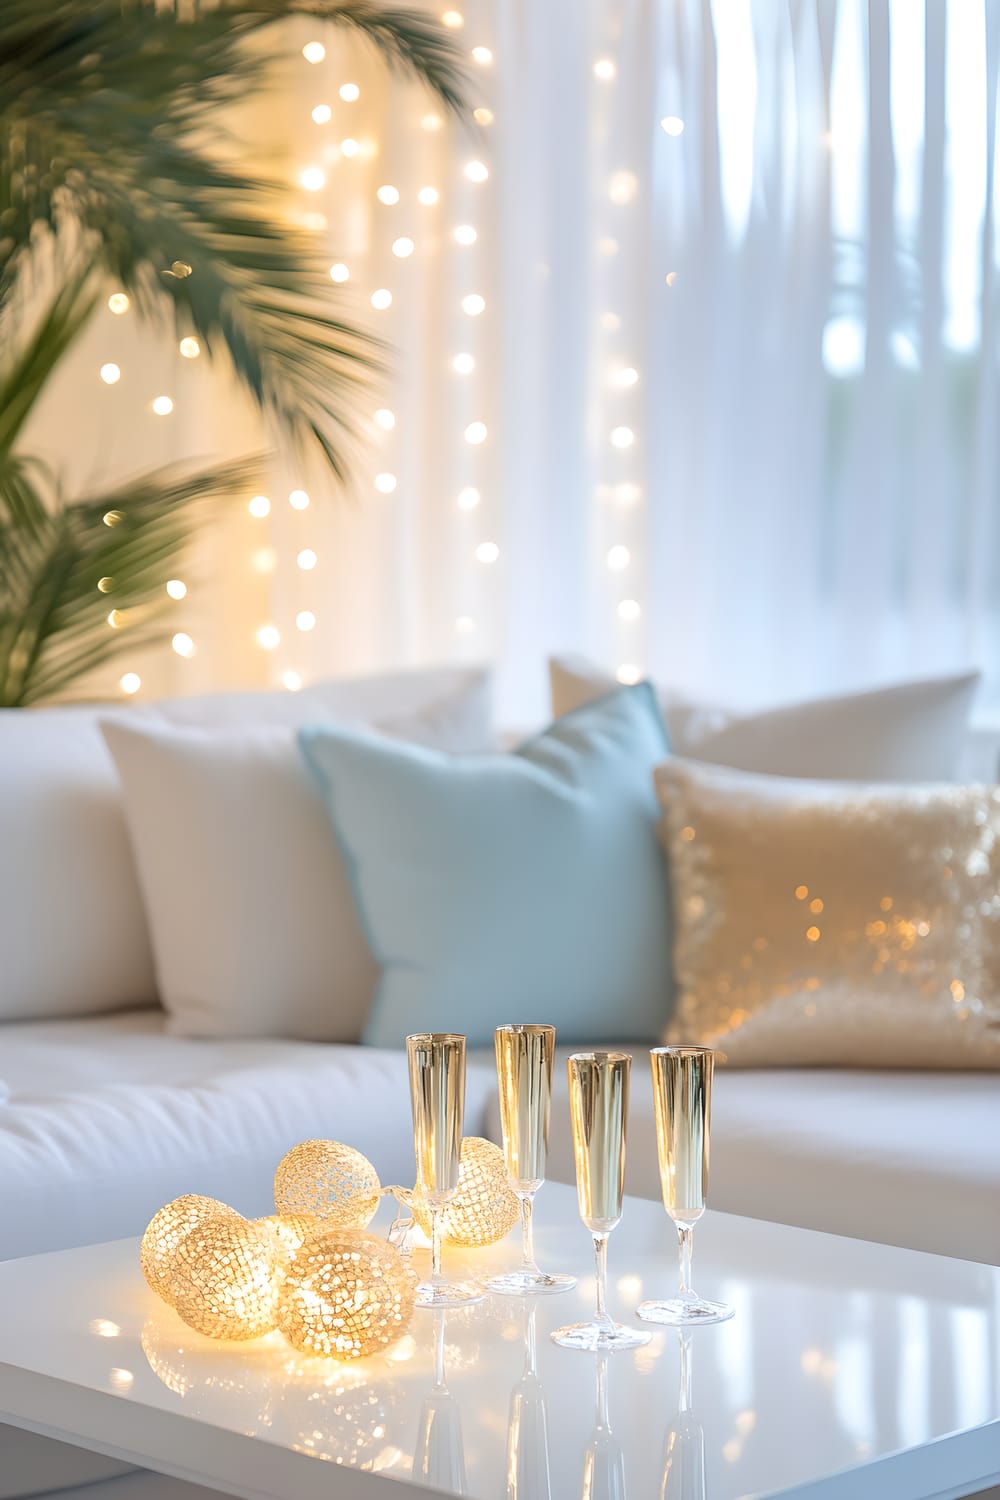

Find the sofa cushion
[[490, 1051, 1000, 1264], [550, 655, 981, 781], [0, 1012, 499, 1261], [0, 666, 492, 1026]]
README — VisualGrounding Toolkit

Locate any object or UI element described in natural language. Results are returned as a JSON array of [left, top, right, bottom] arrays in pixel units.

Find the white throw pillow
[[549, 655, 979, 781], [100, 668, 494, 1042], [0, 666, 492, 1024]]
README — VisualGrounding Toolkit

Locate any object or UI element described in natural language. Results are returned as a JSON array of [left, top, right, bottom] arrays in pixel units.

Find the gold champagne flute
[[637, 1046, 733, 1326], [406, 1033, 483, 1309], [487, 1024, 576, 1296], [551, 1052, 651, 1352]]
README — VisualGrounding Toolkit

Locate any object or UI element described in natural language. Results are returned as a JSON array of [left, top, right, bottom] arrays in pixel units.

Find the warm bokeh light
[[100, 363, 121, 385], [607, 545, 630, 571], [296, 610, 317, 632], [302, 41, 326, 63], [374, 473, 398, 494], [453, 353, 475, 374], [339, 82, 360, 102], [454, 224, 477, 245], [329, 262, 350, 282], [418, 186, 439, 205], [661, 115, 685, 136], [171, 633, 195, 658], [475, 541, 499, 564], [371, 289, 392, 310], [179, 337, 200, 359], [462, 293, 485, 315], [464, 160, 489, 183], [376, 184, 400, 205], [256, 625, 280, 650], [311, 104, 332, 124], [166, 579, 187, 600], [289, 489, 310, 510], [248, 495, 271, 518], [108, 293, 130, 315], [151, 395, 174, 415], [374, 408, 395, 429], [120, 673, 141, 695], [297, 549, 318, 571], [392, 237, 415, 258], [300, 166, 325, 192], [457, 487, 480, 510]]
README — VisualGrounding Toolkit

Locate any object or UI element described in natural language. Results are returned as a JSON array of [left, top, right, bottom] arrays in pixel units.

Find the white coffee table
[[0, 1183, 997, 1500]]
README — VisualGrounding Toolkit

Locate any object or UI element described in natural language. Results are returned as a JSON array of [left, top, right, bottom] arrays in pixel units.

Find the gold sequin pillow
[[655, 759, 1000, 1068]]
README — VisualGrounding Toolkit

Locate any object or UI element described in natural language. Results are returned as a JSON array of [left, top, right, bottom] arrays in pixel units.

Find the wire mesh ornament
[[276, 1228, 417, 1359], [141, 1195, 242, 1304], [274, 1140, 382, 1229], [255, 1213, 322, 1259], [170, 1217, 285, 1341], [413, 1136, 520, 1248]]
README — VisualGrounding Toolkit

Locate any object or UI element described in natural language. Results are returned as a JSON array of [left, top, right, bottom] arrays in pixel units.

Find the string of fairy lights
[[101, 9, 682, 704]]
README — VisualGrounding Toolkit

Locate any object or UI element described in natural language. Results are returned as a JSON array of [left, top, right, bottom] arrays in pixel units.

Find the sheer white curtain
[[293, 0, 1000, 725], [29, 2, 1000, 724]]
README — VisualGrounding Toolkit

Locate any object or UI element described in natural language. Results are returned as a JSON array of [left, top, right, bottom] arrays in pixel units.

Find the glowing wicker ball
[[170, 1218, 284, 1341], [276, 1228, 416, 1359], [415, 1136, 520, 1248], [141, 1195, 241, 1304], [273, 1140, 381, 1229], [255, 1213, 322, 1260]]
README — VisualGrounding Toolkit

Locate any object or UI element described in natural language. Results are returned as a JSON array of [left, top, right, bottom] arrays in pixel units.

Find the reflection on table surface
[[1, 1188, 998, 1500]]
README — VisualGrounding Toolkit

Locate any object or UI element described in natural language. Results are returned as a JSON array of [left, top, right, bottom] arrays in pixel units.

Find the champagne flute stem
[[519, 1191, 539, 1274], [677, 1222, 694, 1300], [679, 1331, 693, 1412], [431, 1206, 444, 1282], [593, 1232, 612, 1327]]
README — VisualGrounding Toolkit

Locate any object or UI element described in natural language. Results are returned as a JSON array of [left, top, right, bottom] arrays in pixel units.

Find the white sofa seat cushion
[[0, 1014, 498, 1261], [482, 1049, 1000, 1265]]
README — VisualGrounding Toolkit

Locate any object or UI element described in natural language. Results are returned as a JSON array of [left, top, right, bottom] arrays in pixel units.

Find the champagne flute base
[[485, 1269, 577, 1296], [637, 1296, 734, 1326], [414, 1278, 484, 1310], [550, 1319, 651, 1352]]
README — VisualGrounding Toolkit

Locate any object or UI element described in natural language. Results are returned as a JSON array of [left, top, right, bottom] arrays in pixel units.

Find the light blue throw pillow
[[299, 684, 671, 1048]]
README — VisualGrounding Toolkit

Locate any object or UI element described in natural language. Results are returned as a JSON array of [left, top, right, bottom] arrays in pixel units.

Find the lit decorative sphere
[[415, 1137, 519, 1248], [141, 1195, 241, 1303], [254, 1213, 322, 1258], [276, 1229, 415, 1358], [274, 1141, 381, 1229], [170, 1218, 284, 1340]]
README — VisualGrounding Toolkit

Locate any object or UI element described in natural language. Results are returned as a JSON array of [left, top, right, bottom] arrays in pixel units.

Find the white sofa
[[2, 1007, 997, 1267]]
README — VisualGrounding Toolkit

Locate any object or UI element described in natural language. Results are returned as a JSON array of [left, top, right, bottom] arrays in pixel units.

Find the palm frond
[[0, 456, 261, 706]]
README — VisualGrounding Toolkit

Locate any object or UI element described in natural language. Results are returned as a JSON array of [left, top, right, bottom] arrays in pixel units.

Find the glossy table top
[[0, 1184, 998, 1500]]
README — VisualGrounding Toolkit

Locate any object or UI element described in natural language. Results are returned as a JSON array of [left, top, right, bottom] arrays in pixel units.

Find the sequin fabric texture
[[655, 760, 1000, 1067]]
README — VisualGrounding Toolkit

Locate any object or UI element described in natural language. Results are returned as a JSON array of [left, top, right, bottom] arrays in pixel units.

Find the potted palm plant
[[0, 0, 465, 705]]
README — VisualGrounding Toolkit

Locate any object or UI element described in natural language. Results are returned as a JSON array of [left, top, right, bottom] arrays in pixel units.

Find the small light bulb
[[371, 288, 392, 310], [418, 186, 439, 206], [375, 472, 398, 494], [256, 625, 280, 650], [328, 263, 350, 284], [661, 115, 685, 136], [377, 184, 400, 206], [473, 106, 493, 125], [422, 112, 443, 131], [248, 494, 271, 518], [594, 57, 616, 79], [302, 41, 326, 63], [108, 293, 129, 315], [107, 609, 123, 629], [289, 489, 310, 510], [178, 337, 200, 359], [471, 46, 493, 65], [283, 669, 303, 691], [120, 672, 141, 695], [618, 598, 641, 621], [152, 395, 173, 415], [392, 236, 415, 258], [339, 137, 359, 158], [457, 487, 480, 510], [300, 166, 326, 192], [166, 579, 187, 600], [172, 632, 195, 658], [311, 103, 332, 124], [297, 548, 318, 571], [607, 545, 630, 571], [453, 352, 475, 374], [462, 293, 485, 316], [455, 615, 476, 634], [464, 160, 489, 183], [464, 420, 487, 444], [100, 363, 121, 385], [296, 610, 317, 632], [98, 577, 115, 593], [475, 541, 499, 564], [103, 511, 123, 527], [616, 662, 642, 684], [454, 224, 477, 245], [610, 426, 634, 448], [339, 82, 360, 102], [615, 366, 639, 387], [442, 9, 464, 26], [374, 408, 395, 429], [609, 170, 638, 204]]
